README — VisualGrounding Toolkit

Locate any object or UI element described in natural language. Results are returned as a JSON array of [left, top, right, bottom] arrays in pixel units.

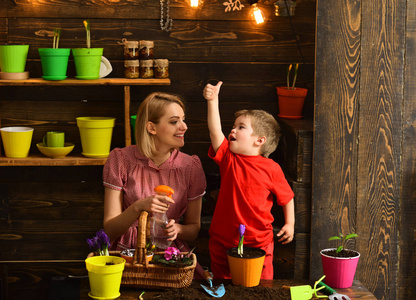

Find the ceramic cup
[[43, 131, 65, 147]]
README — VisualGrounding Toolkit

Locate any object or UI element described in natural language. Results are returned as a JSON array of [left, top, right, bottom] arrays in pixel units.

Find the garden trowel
[[200, 269, 225, 298], [289, 275, 328, 300]]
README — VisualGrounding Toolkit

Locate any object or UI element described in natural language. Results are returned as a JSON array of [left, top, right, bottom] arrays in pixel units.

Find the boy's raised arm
[[203, 81, 225, 152]]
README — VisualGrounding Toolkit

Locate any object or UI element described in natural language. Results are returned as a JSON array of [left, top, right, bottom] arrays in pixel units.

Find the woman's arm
[[166, 197, 202, 242], [103, 187, 174, 243]]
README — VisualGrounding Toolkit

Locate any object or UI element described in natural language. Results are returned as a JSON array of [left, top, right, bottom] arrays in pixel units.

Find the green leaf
[[328, 236, 341, 241], [345, 233, 358, 240], [336, 246, 343, 253]]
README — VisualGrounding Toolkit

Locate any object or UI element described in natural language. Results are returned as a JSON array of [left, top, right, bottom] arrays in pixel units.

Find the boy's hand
[[276, 223, 294, 244], [203, 81, 223, 101]]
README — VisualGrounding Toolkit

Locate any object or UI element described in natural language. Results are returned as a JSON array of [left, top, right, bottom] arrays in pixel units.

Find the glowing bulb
[[191, 0, 199, 7], [252, 4, 265, 24]]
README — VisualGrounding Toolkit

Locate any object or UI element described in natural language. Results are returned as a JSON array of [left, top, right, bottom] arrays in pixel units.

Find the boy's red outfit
[[208, 138, 294, 279]]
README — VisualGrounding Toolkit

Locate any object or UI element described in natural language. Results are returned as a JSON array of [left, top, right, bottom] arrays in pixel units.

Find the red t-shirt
[[208, 138, 294, 248]]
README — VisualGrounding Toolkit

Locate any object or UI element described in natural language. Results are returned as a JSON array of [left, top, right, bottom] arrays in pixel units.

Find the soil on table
[[142, 281, 296, 300]]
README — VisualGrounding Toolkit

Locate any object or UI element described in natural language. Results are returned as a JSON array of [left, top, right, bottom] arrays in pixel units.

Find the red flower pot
[[276, 86, 308, 119]]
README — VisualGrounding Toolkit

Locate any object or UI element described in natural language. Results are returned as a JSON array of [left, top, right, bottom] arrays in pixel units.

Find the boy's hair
[[234, 109, 281, 158], [135, 92, 185, 158]]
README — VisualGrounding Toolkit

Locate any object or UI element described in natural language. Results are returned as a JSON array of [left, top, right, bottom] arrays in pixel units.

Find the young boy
[[203, 81, 295, 279]]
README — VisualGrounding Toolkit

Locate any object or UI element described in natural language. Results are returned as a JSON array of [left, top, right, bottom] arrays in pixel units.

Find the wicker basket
[[88, 211, 196, 289]]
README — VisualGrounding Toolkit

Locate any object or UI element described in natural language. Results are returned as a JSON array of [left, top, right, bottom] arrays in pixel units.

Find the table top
[[80, 279, 377, 299]]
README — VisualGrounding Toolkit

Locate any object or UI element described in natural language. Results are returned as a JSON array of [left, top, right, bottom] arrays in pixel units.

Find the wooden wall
[[312, 0, 415, 300], [0, 1, 316, 299]]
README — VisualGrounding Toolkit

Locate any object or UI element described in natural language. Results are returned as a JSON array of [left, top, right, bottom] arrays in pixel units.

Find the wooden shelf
[[0, 78, 171, 166], [0, 154, 107, 166], [0, 78, 171, 86]]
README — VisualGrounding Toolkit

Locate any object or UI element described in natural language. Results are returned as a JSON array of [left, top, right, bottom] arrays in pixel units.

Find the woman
[[103, 92, 206, 276]]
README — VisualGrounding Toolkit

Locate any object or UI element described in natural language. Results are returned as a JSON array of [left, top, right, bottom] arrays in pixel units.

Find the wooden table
[[79, 279, 377, 299]]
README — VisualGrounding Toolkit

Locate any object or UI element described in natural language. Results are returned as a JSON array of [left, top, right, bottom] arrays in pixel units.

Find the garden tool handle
[[203, 270, 213, 281], [317, 282, 336, 295]]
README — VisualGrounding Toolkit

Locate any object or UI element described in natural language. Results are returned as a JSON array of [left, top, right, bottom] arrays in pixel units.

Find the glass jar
[[154, 59, 169, 79], [139, 60, 154, 78], [139, 40, 154, 60], [124, 60, 140, 79], [123, 40, 139, 60]]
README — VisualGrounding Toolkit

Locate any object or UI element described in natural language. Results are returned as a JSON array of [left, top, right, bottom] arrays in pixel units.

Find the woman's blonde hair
[[234, 109, 281, 158], [135, 92, 185, 158]]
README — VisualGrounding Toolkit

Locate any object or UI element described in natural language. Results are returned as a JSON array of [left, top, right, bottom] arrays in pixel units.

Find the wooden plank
[[0, 0, 317, 21], [294, 233, 310, 280], [356, 1, 404, 299], [0, 154, 107, 166], [291, 181, 311, 234], [0, 78, 171, 86], [272, 118, 313, 182], [3, 261, 86, 300], [399, 1, 416, 298], [311, 0, 361, 285], [6, 18, 315, 63], [0, 220, 103, 260]]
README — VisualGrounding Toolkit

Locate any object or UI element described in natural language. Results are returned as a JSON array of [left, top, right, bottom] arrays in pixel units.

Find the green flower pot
[[0, 44, 29, 73], [72, 48, 103, 80], [39, 48, 70, 80]]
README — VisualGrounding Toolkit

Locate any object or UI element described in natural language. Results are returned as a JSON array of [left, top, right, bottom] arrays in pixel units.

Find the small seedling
[[83, 20, 91, 48], [328, 233, 358, 254], [52, 28, 62, 49], [286, 63, 299, 89]]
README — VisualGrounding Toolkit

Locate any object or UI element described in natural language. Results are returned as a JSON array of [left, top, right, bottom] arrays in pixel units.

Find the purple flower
[[238, 224, 246, 256], [239, 224, 246, 238], [87, 229, 110, 256], [97, 229, 110, 249]]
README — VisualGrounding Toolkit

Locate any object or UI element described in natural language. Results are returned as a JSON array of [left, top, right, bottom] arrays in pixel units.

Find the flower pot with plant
[[38, 28, 71, 81], [277, 63, 308, 119], [72, 20, 104, 80], [85, 229, 126, 299], [320, 232, 360, 289], [227, 224, 266, 287]]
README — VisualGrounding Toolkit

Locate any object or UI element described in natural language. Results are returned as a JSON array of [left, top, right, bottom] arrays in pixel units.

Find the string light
[[190, 0, 199, 7], [251, 3, 265, 24]]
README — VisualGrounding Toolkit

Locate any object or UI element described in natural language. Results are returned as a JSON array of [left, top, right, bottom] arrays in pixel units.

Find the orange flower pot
[[276, 86, 308, 119], [227, 247, 266, 287]]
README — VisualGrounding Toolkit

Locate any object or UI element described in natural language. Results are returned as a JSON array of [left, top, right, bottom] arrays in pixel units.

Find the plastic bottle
[[151, 185, 174, 249]]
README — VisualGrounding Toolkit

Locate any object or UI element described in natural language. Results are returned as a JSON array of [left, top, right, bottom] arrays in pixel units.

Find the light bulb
[[252, 3, 265, 24], [191, 0, 199, 7]]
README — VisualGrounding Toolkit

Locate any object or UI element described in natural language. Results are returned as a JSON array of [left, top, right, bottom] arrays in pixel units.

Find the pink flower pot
[[320, 248, 360, 288]]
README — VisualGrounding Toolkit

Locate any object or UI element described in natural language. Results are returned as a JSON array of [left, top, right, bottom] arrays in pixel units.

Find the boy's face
[[228, 115, 262, 156]]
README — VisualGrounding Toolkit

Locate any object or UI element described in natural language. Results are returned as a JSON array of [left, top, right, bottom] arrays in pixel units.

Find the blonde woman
[[103, 92, 206, 277]]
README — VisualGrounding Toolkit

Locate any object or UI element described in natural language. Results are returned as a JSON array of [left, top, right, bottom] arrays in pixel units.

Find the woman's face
[[151, 103, 187, 151]]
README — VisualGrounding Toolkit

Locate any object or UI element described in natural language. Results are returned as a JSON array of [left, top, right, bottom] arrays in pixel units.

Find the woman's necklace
[[160, 0, 173, 32]]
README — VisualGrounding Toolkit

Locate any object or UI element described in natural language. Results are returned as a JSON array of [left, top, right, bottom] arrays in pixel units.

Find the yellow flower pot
[[227, 247, 266, 287], [76, 117, 116, 158], [85, 255, 126, 299]]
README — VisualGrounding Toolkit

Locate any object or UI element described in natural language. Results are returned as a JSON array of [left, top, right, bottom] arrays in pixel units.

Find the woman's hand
[[166, 219, 179, 241], [136, 194, 175, 214]]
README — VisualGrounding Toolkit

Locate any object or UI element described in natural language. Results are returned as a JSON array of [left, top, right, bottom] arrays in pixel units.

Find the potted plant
[[227, 224, 266, 287], [38, 28, 71, 80], [72, 20, 103, 79], [85, 229, 126, 299], [320, 232, 360, 289], [276, 63, 308, 119], [151, 246, 195, 268]]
